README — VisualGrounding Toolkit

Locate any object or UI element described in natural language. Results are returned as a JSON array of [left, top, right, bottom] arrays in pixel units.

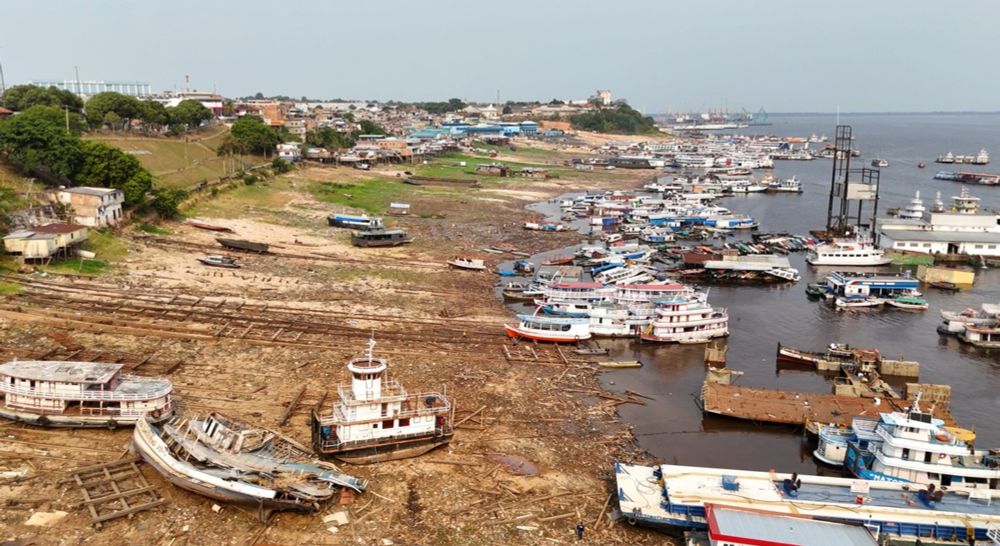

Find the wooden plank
[[74, 473, 101, 526], [277, 384, 307, 426], [90, 499, 166, 524], [83, 486, 158, 505]]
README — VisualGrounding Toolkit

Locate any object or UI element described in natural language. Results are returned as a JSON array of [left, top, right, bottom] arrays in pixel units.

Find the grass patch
[[309, 178, 405, 214], [138, 223, 171, 235], [0, 280, 21, 295], [44, 259, 109, 276], [327, 266, 433, 284], [37, 230, 127, 277], [185, 179, 296, 219], [410, 152, 572, 183]]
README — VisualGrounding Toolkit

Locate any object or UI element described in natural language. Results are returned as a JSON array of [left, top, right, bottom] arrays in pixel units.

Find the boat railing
[[321, 392, 450, 425], [0, 380, 172, 402], [317, 425, 452, 451]]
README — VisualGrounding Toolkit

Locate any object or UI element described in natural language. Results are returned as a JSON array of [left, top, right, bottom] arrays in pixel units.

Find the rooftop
[[707, 504, 878, 546], [0, 360, 122, 384], [881, 230, 1000, 244], [29, 223, 87, 235], [62, 186, 121, 197]]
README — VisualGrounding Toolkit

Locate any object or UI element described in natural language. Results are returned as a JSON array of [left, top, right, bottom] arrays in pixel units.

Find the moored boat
[[835, 295, 885, 309], [887, 295, 929, 310], [504, 314, 591, 343], [813, 425, 854, 466]]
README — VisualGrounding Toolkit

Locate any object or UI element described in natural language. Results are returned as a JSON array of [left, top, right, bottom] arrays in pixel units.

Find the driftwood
[[277, 384, 306, 426], [454, 406, 487, 428]]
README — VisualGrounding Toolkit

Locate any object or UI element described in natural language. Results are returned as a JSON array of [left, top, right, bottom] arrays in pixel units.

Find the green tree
[[355, 120, 386, 136], [271, 157, 293, 174], [139, 100, 170, 129], [218, 116, 280, 156], [75, 140, 151, 205], [305, 126, 354, 149], [569, 103, 658, 135], [150, 187, 187, 218], [85, 92, 142, 130], [1, 84, 83, 113], [0, 105, 84, 184], [167, 100, 212, 130]]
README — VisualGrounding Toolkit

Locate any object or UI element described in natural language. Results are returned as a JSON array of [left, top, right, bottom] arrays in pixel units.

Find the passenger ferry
[[587, 304, 656, 337], [639, 298, 728, 343], [311, 339, 453, 463], [504, 314, 591, 343], [0, 360, 174, 427], [806, 237, 892, 266], [843, 400, 996, 494], [615, 462, 1000, 544], [540, 282, 614, 303]]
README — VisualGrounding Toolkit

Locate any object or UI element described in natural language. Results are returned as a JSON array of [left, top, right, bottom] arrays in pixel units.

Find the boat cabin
[[351, 229, 412, 248]]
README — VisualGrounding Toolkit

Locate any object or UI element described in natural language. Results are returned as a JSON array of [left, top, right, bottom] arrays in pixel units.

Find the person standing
[[575, 521, 585, 540]]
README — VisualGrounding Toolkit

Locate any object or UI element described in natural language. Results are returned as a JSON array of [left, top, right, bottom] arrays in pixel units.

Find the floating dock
[[615, 462, 1000, 544], [698, 369, 954, 432]]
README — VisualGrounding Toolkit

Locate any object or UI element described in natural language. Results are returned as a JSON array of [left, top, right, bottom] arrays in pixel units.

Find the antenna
[[74, 65, 82, 97], [0, 55, 6, 96]]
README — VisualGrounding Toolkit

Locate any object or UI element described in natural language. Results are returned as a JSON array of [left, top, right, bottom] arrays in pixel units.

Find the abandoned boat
[[351, 229, 413, 248], [504, 314, 592, 343], [197, 255, 240, 269], [327, 213, 384, 231], [134, 414, 365, 514], [446, 257, 486, 271], [0, 360, 174, 427], [216, 238, 269, 254], [311, 339, 453, 464]]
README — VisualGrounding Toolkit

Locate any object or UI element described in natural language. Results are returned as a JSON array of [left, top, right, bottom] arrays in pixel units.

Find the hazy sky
[[3, 1, 998, 113]]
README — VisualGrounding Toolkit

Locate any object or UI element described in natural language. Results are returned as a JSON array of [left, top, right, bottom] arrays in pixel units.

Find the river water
[[515, 113, 1000, 475]]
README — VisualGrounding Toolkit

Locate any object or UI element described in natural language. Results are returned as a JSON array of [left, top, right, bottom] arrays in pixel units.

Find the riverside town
[[2, 2, 1000, 545]]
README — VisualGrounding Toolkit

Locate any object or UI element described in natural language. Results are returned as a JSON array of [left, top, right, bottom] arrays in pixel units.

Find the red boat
[[542, 256, 575, 266]]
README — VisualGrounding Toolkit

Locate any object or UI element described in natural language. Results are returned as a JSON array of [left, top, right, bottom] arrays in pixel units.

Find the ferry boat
[[311, 339, 453, 463], [765, 176, 803, 193], [615, 461, 1000, 543], [843, 399, 996, 494], [540, 282, 614, 303], [328, 213, 384, 231], [0, 360, 174, 427], [806, 237, 892, 266], [639, 298, 728, 343], [504, 314, 591, 343], [351, 229, 413, 247]]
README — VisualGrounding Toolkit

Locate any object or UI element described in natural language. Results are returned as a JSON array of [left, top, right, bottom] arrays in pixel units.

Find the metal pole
[[0, 56, 6, 96]]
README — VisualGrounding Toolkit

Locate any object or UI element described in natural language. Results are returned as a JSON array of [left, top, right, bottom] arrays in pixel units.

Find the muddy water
[[506, 114, 1000, 475]]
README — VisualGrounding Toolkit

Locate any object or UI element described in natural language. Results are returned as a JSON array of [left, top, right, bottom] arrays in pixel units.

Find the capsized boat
[[133, 413, 366, 514]]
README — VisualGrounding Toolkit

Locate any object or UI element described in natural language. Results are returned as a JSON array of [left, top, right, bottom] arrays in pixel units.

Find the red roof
[[549, 282, 603, 289], [619, 284, 685, 290], [31, 223, 86, 234], [0, 107, 13, 115]]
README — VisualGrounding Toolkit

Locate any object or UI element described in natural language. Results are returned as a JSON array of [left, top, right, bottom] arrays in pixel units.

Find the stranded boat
[[327, 213, 384, 231], [523, 222, 567, 232], [504, 314, 591, 343], [197, 255, 240, 269], [311, 339, 453, 463], [134, 413, 365, 515], [351, 229, 413, 247], [0, 360, 174, 427], [216, 238, 269, 254], [446, 257, 486, 271]]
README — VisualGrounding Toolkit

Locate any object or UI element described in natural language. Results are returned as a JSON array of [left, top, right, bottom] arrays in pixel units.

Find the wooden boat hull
[[504, 324, 590, 343], [215, 238, 269, 253], [351, 237, 413, 248], [322, 434, 453, 465], [197, 259, 241, 269], [0, 404, 174, 428], [187, 222, 233, 232], [501, 290, 537, 302]]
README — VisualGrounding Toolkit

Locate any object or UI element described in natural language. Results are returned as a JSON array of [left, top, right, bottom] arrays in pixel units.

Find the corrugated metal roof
[[881, 229, 1000, 243], [708, 504, 877, 546], [63, 186, 120, 197]]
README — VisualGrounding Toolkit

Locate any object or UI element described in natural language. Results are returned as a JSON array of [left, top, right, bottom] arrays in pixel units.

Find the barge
[[0, 360, 174, 427]]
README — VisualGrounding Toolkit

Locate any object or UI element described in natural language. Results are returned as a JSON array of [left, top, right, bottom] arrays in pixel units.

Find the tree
[[139, 100, 170, 129], [167, 100, 212, 130], [253, 92, 264, 100], [569, 103, 658, 135], [85, 92, 141, 130], [75, 140, 151, 205], [150, 187, 187, 218], [271, 157, 293, 174], [218, 116, 280, 156], [0, 105, 84, 184], [355, 120, 386, 136], [1, 84, 83, 113], [502, 105, 513, 115], [305, 126, 354, 149]]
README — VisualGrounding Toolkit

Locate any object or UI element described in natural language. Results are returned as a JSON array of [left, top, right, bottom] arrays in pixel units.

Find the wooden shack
[[3, 223, 88, 263]]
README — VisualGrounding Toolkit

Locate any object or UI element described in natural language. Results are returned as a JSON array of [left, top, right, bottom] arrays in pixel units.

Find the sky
[[2, 0, 999, 113]]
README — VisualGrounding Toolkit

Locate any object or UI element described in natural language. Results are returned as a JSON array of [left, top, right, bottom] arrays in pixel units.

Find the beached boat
[[504, 314, 591, 343], [311, 339, 453, 463], [186, 220, 233, 232], [197, 255, 240, 269], [446, 257, 486, 271], [134, 414, 365, 515], [327, 213, 384, 231], [523, 222, 567, 232], [887, 295, 929, 310], [216, 238, 269, 254], [0, 360, 174, 427], [351, 229, 413, 247]]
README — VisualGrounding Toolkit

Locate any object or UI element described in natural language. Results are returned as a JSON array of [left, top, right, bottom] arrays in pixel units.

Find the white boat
[[872, 157, 889, 167], [766, 176, 803, 193], [523, 222, 567, 232], [940, 306, 998, 325], [835, 295, 885, 308], [806, 237, 892, 266], [639, 297, 728, 343], [0, 360, 174, 427], [504, 314, 591, 343], [894, 191, 926, 219], [446, 257, 486, 271], [844, 398, 993, 494], [813, 425, 855, 466]]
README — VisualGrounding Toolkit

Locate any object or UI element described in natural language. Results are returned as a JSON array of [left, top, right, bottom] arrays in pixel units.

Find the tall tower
[[825, 125, 880, 236], [347, 338, 386, 401]]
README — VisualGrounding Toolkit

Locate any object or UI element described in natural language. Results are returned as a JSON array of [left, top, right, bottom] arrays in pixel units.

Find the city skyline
[[3, 0, 999, 113]]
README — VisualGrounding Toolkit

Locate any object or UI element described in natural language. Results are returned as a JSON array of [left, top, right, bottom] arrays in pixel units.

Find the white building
[[276, 142, 302, 162], [55, 187, 124, 227], [877, 187, 1000, 256]]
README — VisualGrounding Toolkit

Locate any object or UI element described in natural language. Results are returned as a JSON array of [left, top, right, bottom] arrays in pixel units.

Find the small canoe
[[598, 360, 642, 369], [573, 347, 610, 356], [187, 221, 233, 232]]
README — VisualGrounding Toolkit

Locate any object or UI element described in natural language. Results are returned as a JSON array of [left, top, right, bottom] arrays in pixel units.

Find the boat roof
[[619, 283, 685, 290], [517, 314, 588, 324], [0, 360, 122, 384], [549, 282, 603, 289], [707, 504, 878, 546]]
